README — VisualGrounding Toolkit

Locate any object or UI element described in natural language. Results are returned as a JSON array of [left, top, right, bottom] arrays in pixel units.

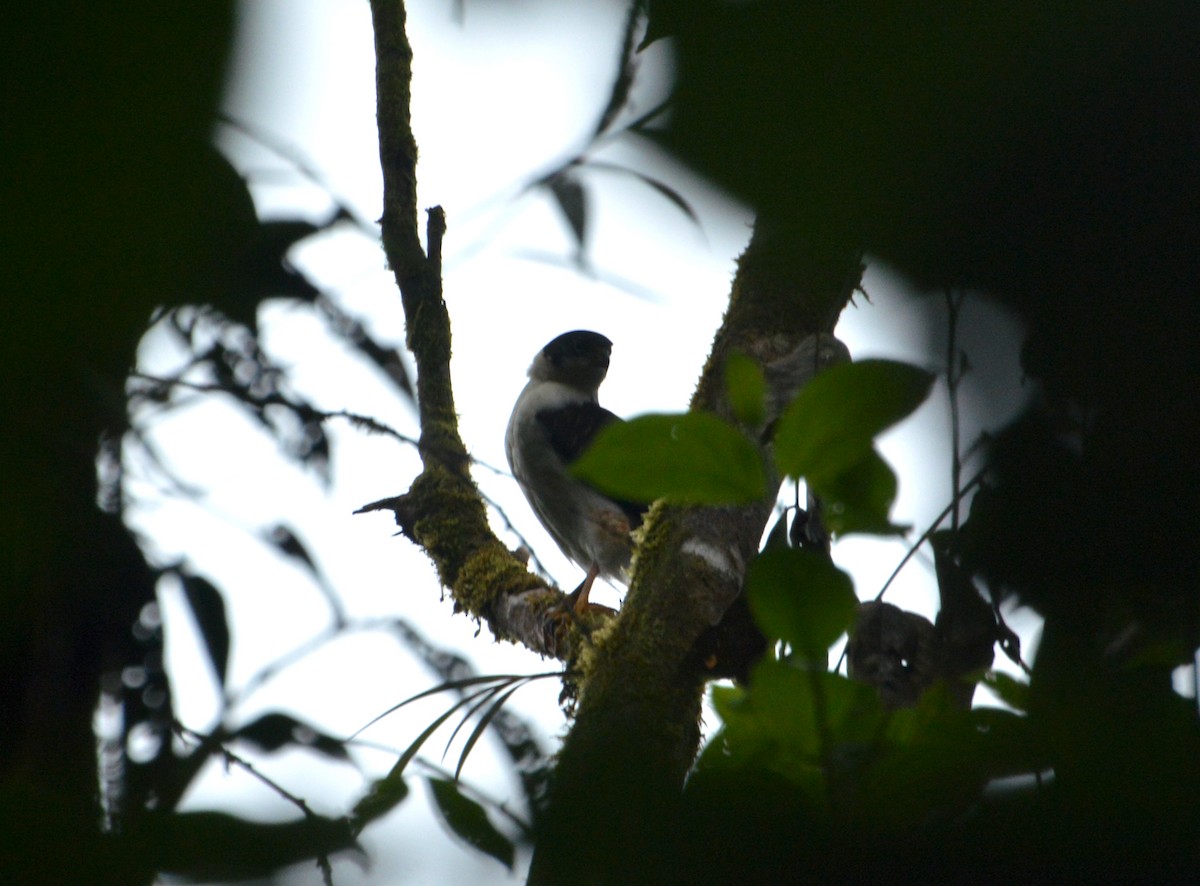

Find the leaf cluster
[[561, 322, 1200, 881], [79, 161, 553, 881], [575, 358, 931, 538]]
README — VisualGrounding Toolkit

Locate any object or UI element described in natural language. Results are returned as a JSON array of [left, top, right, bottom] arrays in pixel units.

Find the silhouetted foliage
[[5, 2, 1198, 883]]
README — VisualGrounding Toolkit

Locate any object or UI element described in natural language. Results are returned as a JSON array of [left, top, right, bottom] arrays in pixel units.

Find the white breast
[[505, 379, 633, 582]]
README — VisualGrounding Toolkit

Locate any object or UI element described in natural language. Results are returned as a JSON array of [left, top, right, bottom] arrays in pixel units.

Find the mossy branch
[[362, 0, 591, 662], [528, 220, 862, 884], [367, 4, 863, 879]]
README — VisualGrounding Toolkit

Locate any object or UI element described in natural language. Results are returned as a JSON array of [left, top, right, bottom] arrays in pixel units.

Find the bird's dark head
[[531, 330, 613, 390]]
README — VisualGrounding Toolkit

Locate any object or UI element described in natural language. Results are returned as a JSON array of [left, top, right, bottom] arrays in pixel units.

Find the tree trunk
[[527, 222, 861, 884]]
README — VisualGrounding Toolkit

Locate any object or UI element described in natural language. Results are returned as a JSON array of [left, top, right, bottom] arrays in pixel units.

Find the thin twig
[[873, 465, 987, 604], [130, 372, 421, 447], [225, 617, 402, 710], [133, 370, 554, 575], [176, 722, 317, 816], [944, 289, 966, 533], [832, 465, 988, 673], [218, 113, 380, 237], [175, 723, 338, 884]]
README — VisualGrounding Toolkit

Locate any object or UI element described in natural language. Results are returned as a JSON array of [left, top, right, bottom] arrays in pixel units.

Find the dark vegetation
[[3, 2, 1197, 883]]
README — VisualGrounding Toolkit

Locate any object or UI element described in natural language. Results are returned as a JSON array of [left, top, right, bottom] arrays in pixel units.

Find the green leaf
[[724, 352, 767, 426], [773, 359, 934, 484], [811, 447, 906, 536], [746, 549, 857, 656], [968, 706, 1050, 777], [708, 684, 745, 723], [426, 777, 515, 869], [710, 664, 822, 782], [862, 701, 990, 826], [706, 662, 884, 795], [571, 411, 767, 504], [982, 670, 1031, 712]]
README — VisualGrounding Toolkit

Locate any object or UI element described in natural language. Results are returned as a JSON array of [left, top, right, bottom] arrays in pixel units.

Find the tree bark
[[365, 0, 601, 662], [366, 4, 863, 881], [527, 223, 861, 884]]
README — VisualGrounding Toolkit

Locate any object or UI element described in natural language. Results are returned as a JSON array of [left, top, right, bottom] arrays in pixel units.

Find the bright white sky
[[125, 1, 1037, 883]]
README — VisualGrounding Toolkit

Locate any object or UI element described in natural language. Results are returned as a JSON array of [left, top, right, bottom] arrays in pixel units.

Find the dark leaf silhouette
[[148, 809, 357, 881], [265, 524, 320, 577], [317, 297, 415, 401], [546, 171, 588, 258], [588, 161, 703, 230], [179, 574, 230, 689], [427, 777, 515, 869], [589, 0, 647, 140], [236, 712, 350, 762]]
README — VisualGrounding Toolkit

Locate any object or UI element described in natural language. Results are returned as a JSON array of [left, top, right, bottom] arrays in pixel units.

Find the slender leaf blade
[[443, 683, 509, 763], [455, 684, 525, 781], [747, 549, 857, 657], [351, 674, 533, 740], [351, 687, 491, 832], [427, 777, 515, 869]]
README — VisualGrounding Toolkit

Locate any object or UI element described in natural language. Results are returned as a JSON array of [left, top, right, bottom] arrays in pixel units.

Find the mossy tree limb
[[364, 0, 592, 661], [368, 6, 863, 880], [527, 223, 861, 884]]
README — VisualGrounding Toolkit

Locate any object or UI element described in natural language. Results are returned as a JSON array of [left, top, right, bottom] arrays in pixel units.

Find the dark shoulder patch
[[536, 403, 647, 527], [536, 402, 619, 463]]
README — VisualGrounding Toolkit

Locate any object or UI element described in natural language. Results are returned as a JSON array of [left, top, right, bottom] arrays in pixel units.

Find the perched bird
[[505, 330, 645, 613]]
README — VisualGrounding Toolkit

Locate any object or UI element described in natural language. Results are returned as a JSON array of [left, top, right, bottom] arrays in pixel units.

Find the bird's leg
[[551, 565, 617, 646], [565, 562, 600, 615]]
